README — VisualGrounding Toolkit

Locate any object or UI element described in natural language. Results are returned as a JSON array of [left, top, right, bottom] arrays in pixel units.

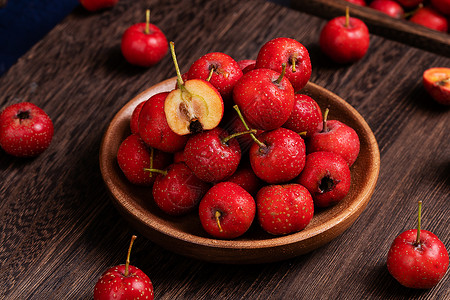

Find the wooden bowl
[[99, 78, 380, 264]]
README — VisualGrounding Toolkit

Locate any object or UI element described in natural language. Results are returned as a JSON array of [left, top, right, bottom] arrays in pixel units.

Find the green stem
[[403, 3, 423, 19], [322, 107, 329, 132], [148, 147, 154, 178], [233, 105, 266, 148], [215, 211, 223, 232], [143, 168, 168, 176], [221, 129, 257, 144], [145, 9, 150, 34], [415, 201, 422, 245], [291, 57, 296, 73], [124, 235, 137, 277], [275, 63, 287, 84], [206, 67, 214, 81], [169, 42, 185, 89]]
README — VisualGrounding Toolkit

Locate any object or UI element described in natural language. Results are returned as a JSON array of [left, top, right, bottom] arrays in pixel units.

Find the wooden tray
[[291, 0, 450, 57], [99, 78, 380, 264]]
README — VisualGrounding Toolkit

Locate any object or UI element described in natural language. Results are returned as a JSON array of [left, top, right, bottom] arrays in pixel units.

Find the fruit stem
[[415, 200, 422, 246], [345, 6, 350, 28], [403, 3, 423, 19], [206, 67, 214, 81], [275, 63, 287, 85], [233, 105, 266, 149], [215, 211, 223, 232], [143, 168, 168, 176], [298, 131, 307, 136], [221, 129, 257, 144], [124, 235, 137, 277], [322, 107, 329, 132], [148, 147, 154, 178], [169, 42, 185, 89], [145, 9, 150, 34], [291, 57, 296, 73]]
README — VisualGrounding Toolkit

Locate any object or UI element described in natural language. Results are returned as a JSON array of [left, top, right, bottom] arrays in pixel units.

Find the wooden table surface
[[0, 0, 449, 299]]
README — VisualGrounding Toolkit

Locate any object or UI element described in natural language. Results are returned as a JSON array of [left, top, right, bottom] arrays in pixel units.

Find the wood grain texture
[[291, 0, 450, 57], [0, 0, 449, 299]]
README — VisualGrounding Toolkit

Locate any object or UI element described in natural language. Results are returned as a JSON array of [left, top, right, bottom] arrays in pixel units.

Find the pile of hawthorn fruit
[[116, 37, 361, 239], [346, 0, 449, 33]]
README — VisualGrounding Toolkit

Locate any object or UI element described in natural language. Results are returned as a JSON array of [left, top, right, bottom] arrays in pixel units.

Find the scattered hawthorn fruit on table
[[121, 9, 168, 67], [0, 102, 54, 157], [387, 201, 449, 289], [164, 42, 224, 135], [199, 182, 256, 239], [422, 67, 450, 105], [94, 235, 154, 300], [80, 0, 118, 12], [319, 7, 370, 64]]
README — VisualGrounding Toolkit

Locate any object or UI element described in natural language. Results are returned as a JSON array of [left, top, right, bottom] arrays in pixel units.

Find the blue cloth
[[0, 0, 79, 76]]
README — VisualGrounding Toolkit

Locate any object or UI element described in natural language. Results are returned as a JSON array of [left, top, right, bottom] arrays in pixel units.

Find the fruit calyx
[[124, 235, 137, 277], [16, 109, 31, 122], [233, 105, 266, 150], [319, 172, 340, 193]]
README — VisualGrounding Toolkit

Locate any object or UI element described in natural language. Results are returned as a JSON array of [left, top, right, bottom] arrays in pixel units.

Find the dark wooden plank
[[0, 0, 449, 299], [291, 0, 450, 57]]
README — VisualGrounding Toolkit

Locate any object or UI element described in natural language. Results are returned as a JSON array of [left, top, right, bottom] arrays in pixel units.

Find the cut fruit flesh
[[165, 79, 224, 135]]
